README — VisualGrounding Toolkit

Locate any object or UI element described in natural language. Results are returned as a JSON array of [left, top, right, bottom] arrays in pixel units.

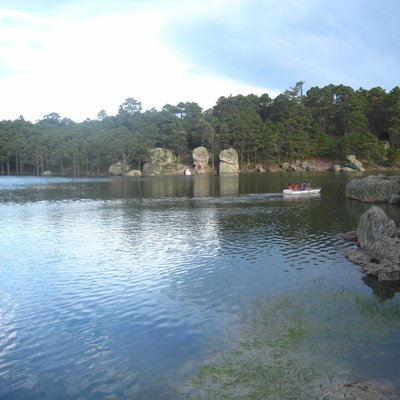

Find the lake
[[1, 173, 399, 399]]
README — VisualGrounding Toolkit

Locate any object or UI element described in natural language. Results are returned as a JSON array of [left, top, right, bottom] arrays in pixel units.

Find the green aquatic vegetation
[[180, 290, 400, 399]]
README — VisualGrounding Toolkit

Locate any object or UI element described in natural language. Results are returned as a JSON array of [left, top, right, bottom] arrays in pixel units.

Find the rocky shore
[[320, 381, 400, 399], [107, 145, 374, 176]]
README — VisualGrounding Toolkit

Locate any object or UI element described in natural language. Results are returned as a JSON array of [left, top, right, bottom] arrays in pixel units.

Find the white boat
[[282, 188, 321, 195]]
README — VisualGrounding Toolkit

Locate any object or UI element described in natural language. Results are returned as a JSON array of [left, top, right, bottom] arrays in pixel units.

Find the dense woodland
[[1, 82, 400, 176]]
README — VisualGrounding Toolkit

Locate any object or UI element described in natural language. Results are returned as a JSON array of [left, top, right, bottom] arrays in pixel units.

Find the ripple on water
[[0, 183, 380, 399]]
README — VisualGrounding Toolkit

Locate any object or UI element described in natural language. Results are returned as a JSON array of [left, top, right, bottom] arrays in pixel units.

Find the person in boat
[[288, 183, 293, 190], [300, 181, 307, 190], [293, 183, 300, 190]]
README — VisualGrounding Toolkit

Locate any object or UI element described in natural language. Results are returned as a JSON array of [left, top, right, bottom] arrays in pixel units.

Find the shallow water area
[[0, 173, 399, 399]]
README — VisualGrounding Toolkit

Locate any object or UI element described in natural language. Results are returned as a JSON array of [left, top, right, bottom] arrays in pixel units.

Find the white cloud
[[0, 4, 276, 122]]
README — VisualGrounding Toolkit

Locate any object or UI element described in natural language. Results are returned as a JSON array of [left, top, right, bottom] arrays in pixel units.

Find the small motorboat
[[282, 188, 321, 195]]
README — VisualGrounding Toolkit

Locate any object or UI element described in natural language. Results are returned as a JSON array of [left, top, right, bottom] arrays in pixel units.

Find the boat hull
[[282, 188, 321, 195]]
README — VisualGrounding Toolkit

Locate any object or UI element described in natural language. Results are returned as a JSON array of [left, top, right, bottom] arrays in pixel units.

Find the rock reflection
[[219, 175, 239, 196], [193, 176, 210, 197], [363, 275, 400, 301]]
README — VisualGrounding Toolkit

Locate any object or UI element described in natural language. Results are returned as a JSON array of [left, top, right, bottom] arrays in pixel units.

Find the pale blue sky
[[1, 0, 399, 122]]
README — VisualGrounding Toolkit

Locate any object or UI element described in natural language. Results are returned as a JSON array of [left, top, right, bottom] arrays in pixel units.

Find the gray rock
[[389, 194, 400, 204], [345, 206, 400, 281], [341, 230, 358, 242], [219, 148, 239, 174], [192, 146, 210, 174], [346, 174, 400, 203], [109, 162, 130, 176], [41, 170, 52, 176], [142, 148, 177, 175]]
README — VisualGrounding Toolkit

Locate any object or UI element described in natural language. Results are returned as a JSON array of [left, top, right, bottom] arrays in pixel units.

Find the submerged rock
[[346, 174, 400, 203], [345, 206, 400, 281]]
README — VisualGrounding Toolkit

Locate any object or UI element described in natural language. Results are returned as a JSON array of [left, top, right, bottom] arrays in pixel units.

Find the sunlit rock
[[41, 170, 52, 176], [219, 148, 239, 174], [192, 146, 210, 174]]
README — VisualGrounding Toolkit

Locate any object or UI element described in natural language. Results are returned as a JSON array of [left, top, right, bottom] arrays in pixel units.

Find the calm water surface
[[0, 173, 399, 399]]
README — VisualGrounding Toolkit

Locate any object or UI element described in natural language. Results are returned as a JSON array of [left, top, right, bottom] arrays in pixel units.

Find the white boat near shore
[[282, 188, 321, 195]]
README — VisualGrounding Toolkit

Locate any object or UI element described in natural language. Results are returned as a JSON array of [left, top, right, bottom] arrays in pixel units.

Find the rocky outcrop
[[219, 148, 239, 174], [41, 170, 52, 176], [331, 154, 365, 172], [142, 148, 179, 175], [346, 174, 400, 203], [192, 146, 210, 174], [345, 206, 400, 281], [109, 162, 130, 176]]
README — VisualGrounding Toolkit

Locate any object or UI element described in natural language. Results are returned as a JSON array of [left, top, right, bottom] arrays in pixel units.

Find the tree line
[[1, 82, 400, 176]]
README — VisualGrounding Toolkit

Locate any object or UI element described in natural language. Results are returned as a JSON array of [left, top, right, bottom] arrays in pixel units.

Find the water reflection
[[193, 175, 210, 197], [363, 275, 400, 301], [219, 175, 239, 196], [1, 173, 399, 399]]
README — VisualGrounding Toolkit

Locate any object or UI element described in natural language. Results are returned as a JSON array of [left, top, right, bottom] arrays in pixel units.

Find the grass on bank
[[180, 289, 400, 400]]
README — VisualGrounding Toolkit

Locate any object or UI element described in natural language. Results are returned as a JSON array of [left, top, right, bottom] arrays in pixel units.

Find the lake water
[[1, 173, 399, 399]]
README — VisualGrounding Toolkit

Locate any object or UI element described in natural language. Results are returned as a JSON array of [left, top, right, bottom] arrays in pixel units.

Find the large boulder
[[219, 148, 239, 174], [346, 174, 400, 203], [142, 148, 178, 175], [192, 146, 210, 174], [109, 162, 130, 176], [345, 206, 400, 281]]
